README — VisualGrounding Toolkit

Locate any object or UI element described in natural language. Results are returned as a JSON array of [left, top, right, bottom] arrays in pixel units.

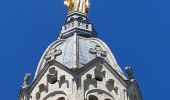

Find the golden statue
[[64, 0, 90, 14]]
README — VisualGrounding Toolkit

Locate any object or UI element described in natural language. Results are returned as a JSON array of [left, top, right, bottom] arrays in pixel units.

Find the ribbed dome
[[55, 36, 111, 68]]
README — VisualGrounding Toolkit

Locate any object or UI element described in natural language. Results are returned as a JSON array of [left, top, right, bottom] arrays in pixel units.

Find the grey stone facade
[[19, 12, 142, 100]]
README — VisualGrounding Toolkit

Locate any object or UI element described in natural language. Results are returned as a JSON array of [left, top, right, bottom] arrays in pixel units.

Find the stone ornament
[[36, 84, 48, 100], [47, 67, 58, 84], [106, 79, 119, 94], [45, 48, 62, 61], [94, 64, 106, 81], [22, 73, 31, 88], [89, 45, 107, 57], [47, 67, 69, 88], [58, 75, 69, 88], [125, 66, 134, 79]]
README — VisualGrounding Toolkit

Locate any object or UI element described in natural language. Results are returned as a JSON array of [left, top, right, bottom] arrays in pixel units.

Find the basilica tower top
[[19, 1, 143, 100]]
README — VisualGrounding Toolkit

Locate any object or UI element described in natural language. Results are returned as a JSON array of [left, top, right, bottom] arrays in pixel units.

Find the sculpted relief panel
[[82, 64, 121, 100], [30, 65, 73, 100]]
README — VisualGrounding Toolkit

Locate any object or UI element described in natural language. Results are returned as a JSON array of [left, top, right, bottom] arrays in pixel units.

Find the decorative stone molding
[[42, 91, 67, 100], [36, 83, 48, 100], [45, 48, 62, 61], [58, 75, 69, 88], [84, 74, 97, 96], [94, 65, 106, 81], [106, 79, 119, 95], [106, 79, 115, 91], [125, 66, 134, 79], [85, 89, 115, 100], [47, 67, 58, 84], [89, 45, 107, 57], [39, 84, 48, 93]]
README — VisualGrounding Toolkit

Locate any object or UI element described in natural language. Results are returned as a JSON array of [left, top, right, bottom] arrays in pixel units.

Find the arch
[[85, 89, 115, 100], [57, 97, 65, 100], [89, 95, 98, 100], [95, 73, 103, 81], [42, 91, 67, 100], [104, 98, 111, 100]]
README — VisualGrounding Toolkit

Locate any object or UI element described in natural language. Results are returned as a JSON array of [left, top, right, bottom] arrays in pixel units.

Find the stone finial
[[89, 45, 107, 57], [22, 73, 31, 88], [125, 66, 135, 79]]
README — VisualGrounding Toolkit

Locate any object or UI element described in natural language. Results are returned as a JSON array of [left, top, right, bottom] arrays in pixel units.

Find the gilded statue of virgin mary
[[64, 0, 90, 14]]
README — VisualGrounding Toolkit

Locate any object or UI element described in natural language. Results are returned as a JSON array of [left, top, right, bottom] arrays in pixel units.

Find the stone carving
[[59, 75, 69, 88], [125, 66, 134, 79], [106, 79, 119, 94], [36, 84, 48, 100], [89, 45, 107, 57], [94, 65, 106, 81], [36, 92, 40, 100], [45, 48, 62, 61], [106, 79, 115, 91], [22, 73, 31, 88], [47, 67, 58, 84], [84, 74, 97, 95], [39, 84, 48, 93], [47, 67, 69, 88]]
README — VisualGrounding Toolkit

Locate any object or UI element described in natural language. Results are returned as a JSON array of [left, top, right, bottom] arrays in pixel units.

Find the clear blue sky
[[0, 0, 169, 99]]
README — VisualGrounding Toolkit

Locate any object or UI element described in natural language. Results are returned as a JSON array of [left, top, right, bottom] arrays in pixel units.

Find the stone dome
[[35, 35, 124, 78], [34, 12, 125, 78]]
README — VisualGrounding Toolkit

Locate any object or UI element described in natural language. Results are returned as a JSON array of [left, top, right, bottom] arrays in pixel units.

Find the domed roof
[[35, 35, 124, 78], [34, 12, 125, 78]]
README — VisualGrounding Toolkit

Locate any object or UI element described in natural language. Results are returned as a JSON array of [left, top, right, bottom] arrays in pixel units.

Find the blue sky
[[0, 0, 170, 99]]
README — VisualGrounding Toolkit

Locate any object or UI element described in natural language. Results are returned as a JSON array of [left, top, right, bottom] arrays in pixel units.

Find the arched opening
[[57, 97, 65, 100], [104, 98, 111, 100], [89, 95, 98, 100], [95, 74, 103, 81]]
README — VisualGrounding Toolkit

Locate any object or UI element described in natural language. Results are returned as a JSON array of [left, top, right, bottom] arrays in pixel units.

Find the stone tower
[[19, 1, 142, 100]]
